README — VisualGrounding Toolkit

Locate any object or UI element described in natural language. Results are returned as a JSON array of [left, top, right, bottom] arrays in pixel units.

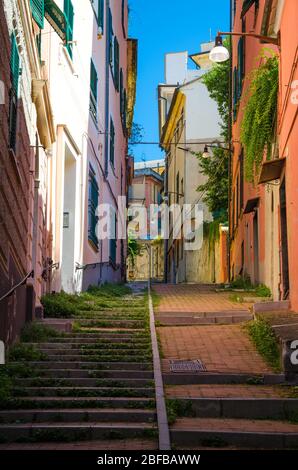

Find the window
[[109, 212, 117, 265], [90, 59, 98, 123], [109, 118, 115, 166], [176, 172, 180, 204], [88, 167, 99, 249], [120, 68, 126, 129], [237, 37, 245, 99], [113, 36, 120, 91], [109, 9, 114, 65], [64, 0, 74, 58], [9, 34, 20, 152], [239, 151, 244, 211], [30, 0, 44, 29], [91, 0, 104, 33], [121, 0, 126, 37]]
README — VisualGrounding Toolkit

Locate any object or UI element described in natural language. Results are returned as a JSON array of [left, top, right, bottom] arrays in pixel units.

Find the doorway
[[280, 178, 290, 299], [253, 211, 259, 285], [61, 145, 77, 293]]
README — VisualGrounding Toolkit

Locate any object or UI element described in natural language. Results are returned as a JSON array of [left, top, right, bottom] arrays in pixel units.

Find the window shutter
[[30, 0, 45, 29], [120, 68, 124, 120], [233, 67, 238, 121], [10, 34, 20, 94], [64, 0, 74, 58], [109, 9, 113, 64], [109, 213, 117, 264], [114, 36, 119, 91], [88, 169, 99, 248], [90, 60, 98, 101], [98, 0, 104, 32], [237, 37, 244, 99], [110, 118, 115, 166]]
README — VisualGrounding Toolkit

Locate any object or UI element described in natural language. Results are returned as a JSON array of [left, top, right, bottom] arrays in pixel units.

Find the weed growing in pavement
[[245, 319, 281, 372]]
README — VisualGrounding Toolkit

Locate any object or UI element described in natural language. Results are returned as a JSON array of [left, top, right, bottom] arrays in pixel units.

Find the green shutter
[[88, 169, 99, 248], [44, 0, 66, 41], [64, 0, 74, 58], [237, 37, 244, 99], [109, 213, 117, 264], [98, 0, 104, 32], [109, 9, 113, 64], [10, 34, 20, 94], [90, 60, 98, 100], [30, 0, 45, 29], [233, 67, 238, 121], [114, 36, 119, 91]]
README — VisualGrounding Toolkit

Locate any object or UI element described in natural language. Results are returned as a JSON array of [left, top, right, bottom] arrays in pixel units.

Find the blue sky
[[128, 0, 230, 162]]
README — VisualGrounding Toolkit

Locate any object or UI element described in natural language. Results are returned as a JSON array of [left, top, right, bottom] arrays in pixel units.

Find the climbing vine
[[240, 53, 279, 182]]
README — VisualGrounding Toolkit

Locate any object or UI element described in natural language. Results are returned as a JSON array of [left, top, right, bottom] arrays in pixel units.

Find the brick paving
[[154, 284, 251, 313], [171, 417, 298, 433], [166, 384, 290, 398], [158, 324, 273, 374]]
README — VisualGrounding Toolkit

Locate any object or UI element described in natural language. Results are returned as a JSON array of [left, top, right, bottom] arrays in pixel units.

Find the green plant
[[21, 322, 63, 342], [0, 367, 12, 403], [255, 284, 272, 298], [240, 53, 279, 181], [127, 238, 144, 266], [246, 319, 281, 372], [8, 343, 48, 362], [230, 274, 253, 289], [166, 399, 194, 424]]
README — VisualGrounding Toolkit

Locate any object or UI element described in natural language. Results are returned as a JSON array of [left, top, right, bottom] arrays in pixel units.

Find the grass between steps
[[244, 318, 282, 372]]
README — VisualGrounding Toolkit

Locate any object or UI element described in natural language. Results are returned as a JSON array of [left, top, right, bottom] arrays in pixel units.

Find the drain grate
[[169, 359, 207, 373]]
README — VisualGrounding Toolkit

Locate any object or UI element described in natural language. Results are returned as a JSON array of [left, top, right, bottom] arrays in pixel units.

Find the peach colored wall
[[278, 0, 298, 307]]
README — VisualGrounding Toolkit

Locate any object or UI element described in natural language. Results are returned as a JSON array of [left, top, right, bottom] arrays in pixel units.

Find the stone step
[[37, 369, 154, 379], [40, 354, 152, 362], [163, 372, 286, 386], [0, 422, 157, 443], [157, 314, 252, 326], [45, 337, 150, 344], [13, 386, 155, 398], [170, 417, 298, 449], [0, 408, 157, 424], [73, 319, 145, 328], [27, 343, 151, 351], [15, 377, 154, 388], [21, 361, 153, 370], [167, 397, 298, 420], [3, 396, 155, 410]]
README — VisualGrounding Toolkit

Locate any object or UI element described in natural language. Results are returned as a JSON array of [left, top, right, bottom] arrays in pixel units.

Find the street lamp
[[209, 35, 230, 63], [209, 31, 279, 63]]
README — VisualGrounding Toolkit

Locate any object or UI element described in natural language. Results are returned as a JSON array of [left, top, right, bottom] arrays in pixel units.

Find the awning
[[45, 0, 66, 42], [244, 197, 260, 214], [258, 157, 286, 184]]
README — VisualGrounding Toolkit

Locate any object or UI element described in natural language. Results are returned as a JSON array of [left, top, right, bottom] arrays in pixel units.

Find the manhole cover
[[169, 359, 207, 373]]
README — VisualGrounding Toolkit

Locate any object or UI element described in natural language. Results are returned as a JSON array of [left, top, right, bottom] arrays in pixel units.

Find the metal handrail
[[0, 270, 34, 303]]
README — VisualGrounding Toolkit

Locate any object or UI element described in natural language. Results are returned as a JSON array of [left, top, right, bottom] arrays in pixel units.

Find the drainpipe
[[227, 0, 233, 283], [164, 153, 169, 283], [104, 0, 110, 176]]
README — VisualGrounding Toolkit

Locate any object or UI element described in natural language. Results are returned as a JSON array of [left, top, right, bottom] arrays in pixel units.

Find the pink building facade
[[231, 0, 298, 307]]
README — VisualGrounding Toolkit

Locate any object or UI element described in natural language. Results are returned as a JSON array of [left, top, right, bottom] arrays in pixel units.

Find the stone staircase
[[0, 290, 159, 447], [167, 381, 298, 449]]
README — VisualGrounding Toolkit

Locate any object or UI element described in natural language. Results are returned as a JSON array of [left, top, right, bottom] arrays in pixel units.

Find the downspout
[[164, 152, 169, 283], [104, 0, 110, 176], [227, 0, 233, 283]]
